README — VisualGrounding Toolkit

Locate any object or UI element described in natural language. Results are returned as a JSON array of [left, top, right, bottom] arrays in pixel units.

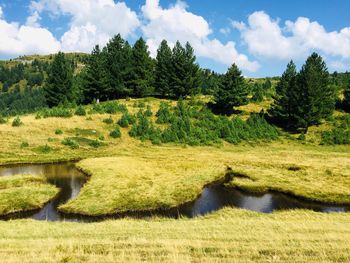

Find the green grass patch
[[59, 156, 225, 216], [0, 175, 59, 216]]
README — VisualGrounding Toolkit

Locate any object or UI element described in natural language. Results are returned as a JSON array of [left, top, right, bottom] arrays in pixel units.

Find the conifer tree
[[295, 53, 335, 132], [344, 82, 350, 111], [128, 38, 154, 97], [104, 34, 132, 98], [82, 45, 109, 103], [44, 52, 73, 107], [155, 40, 173, 97], [214, 63, 248, 114], [269, 61, 298, 127], [170, 41, 199, 98]]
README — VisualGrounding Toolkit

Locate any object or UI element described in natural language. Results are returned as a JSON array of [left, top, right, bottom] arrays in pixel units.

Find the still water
[[0, 163, 348, 222]]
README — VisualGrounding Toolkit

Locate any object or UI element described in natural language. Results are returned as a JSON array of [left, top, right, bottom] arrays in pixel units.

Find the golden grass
[[59, 156, 225, 215], [0, 208, 350, 262], [0, 175, 59, 215], [0, 98, 349, 262]]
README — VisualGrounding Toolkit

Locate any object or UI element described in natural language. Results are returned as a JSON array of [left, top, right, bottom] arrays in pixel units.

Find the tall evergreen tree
[[269, 61, 298, 127], [155, 40, 172, 97], [128, 38, 154, 97], [82, 45, 109, 103], [214, 63, 248, 114], [170, 41, 199, 98], [344, 82, 350, 111], [44, 52, 73, 107], [104, 34, 132, 98], [295, 53, 335, 132]]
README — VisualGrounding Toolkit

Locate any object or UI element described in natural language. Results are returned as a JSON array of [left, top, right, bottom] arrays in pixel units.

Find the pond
[[0, 163, 349, 222]]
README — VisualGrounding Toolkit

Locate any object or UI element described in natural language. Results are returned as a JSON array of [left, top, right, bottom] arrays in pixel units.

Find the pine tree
[[128, 38, 154, 97], [155, 40, 173, 97], [269, 61, 298, 127], [344, 82, 350, 111], [295, 53, 335, 132], [44, 52, 73, 107], [104, 34, 132, 98], [214, 63, 248, 114], [82, 45, 109, 103], [170, 41, 199, 98]]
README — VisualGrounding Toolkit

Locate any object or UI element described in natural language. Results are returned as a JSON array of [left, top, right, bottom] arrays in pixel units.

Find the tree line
[[1, 33, 350, 133]]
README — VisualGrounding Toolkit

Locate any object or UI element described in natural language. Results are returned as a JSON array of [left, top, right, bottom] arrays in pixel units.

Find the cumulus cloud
[[30, 0, 140, 52], [141, 0, 260, 72], [0, 8, 60, 56], [234, 11, 350, 60]]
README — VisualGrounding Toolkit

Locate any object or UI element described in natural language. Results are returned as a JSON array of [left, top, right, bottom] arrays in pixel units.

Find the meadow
[[0, 98, 349, 262]]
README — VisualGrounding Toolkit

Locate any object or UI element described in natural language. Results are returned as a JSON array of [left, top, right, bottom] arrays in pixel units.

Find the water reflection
[[0, 163, 349, 222]]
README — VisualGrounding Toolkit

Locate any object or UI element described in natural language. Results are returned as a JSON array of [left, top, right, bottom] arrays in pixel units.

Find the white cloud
[[30, 0, 140, 52], [141, 0, 260, 72], [234, 11, 350, 60], [26, 11, 41, 27], [0, 13, 60, 56], [219, 27, 230, 35]]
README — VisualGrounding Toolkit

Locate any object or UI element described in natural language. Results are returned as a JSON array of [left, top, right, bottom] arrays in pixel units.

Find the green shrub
[[103, 116, 114, 124], [0, 116, 7, 124], [156, 102, 172, 124], [145, 105, 153, 117], [92, 101, 127, 114], [37, 144, 52, 154], [62, 138, 80, 149], [321, 128, 350, 145], [99, 135, 105, 141], [55, 129, 63, 135], [41, 107, 73, 118], [133, 101, 145, 108], [35, 113, 42, 119], [88, 139, 104, 148], [20, 142, 29, 149], [75, 105, 86, 116], [12, 117, 23, 127], [110, 127, 122, 138], [118, 112, 136, 128]]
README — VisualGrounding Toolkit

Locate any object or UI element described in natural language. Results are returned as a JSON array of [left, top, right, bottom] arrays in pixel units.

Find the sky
[[0, 0, 350, 77]]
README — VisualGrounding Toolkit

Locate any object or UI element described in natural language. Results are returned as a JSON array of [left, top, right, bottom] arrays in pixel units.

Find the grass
[[0, 175, 59, 215], [0, 98, 349, 262], [59, 156, 225, 215], [0, 208, 349, 262]]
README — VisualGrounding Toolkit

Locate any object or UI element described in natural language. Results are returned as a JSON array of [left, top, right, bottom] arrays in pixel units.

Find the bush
[[75, 105, 86, 116], [0, 116, 7, 124], [88, 139, 104, 148], [110, 127, 122, 138], [145, 105, 153, 117], [103, 116, 114, 124], [55, 129, 63, 135], [62, 138, 80, 149], [37, 144, 52, 154], [20, 141, 29, 149], [92, 101, 127, 114], [12, 116, 23, 127], [156, 102, 172, 124], [41, 107, 73, 118], [320, 115, 350, 145], [118, 112, 136, 128]]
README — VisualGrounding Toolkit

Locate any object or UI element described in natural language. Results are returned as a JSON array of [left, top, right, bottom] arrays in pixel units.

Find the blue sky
[[1, 0, 350, 77]]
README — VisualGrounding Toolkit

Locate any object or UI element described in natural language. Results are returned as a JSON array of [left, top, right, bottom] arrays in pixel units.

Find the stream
[[0, 163, 349, 222]]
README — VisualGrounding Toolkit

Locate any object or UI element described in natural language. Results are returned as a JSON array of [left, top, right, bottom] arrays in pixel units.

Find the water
[[0, 163, 87, 221], [0, 163, 349, 222]]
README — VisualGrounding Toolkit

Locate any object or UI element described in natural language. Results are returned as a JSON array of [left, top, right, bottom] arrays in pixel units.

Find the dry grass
[[0, 98, 349, 262], [59, 156, 225, 215], [0, 175, 59, 215], [0, 208, 349, 262]]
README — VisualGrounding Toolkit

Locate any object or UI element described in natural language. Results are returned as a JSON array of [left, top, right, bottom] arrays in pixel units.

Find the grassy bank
[[59, 157, 225, 215], [0, 208, 349, 262], [0, 175, 59, 216]]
